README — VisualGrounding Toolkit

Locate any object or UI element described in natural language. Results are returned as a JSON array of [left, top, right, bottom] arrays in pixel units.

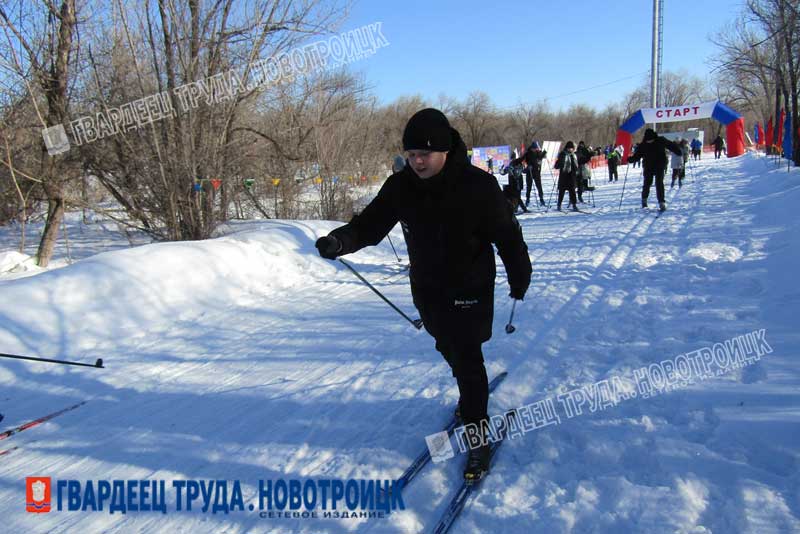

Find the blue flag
[[754, 123, 760, 144], [783, 113, 793, 160]]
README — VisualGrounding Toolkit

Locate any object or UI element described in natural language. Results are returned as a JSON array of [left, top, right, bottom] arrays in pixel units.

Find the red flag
[[776, 109, 785, 148], [766, 117, 774, 148]]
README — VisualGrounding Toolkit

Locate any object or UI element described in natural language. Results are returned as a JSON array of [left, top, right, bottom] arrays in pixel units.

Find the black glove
[[509, 286, 526, 300], [315, 235, 342, 260], [542, 150, 547, 157]]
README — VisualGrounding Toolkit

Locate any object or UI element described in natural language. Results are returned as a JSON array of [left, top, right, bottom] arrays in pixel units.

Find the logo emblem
[[426, 431, 454, 463], [41, 125, 70, 156], [26, 477, 51, 513]]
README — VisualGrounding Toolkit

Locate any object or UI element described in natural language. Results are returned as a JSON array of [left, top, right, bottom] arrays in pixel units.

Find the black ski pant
[[714, 148, 722, 159], [642, 168, 666, 205], [608, 162, 618, 181], [557, 183, 577, 209], [506, 176, 526, 212], [412, 284, 494, 427], [436, 339, 489, 426], [525, 168, 544, 204], [671, 168, 683, 187]]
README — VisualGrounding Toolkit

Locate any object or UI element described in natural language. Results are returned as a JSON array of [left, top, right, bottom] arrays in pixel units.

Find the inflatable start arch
[[615, 101, 745, 163]]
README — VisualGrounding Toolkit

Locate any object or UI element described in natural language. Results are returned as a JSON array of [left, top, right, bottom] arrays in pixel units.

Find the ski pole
[[618, 163, 631, 211], [505, 300, 517, 334], [386, 234, 401, 262], [0, 352, 104, 368], [337, 258, 423, 330]]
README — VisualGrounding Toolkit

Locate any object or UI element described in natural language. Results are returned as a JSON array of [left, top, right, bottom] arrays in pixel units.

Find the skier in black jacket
[[501, 157, 528, 213], [392, 155, 406, 173], [712, 135, 724, 159], [627, 128, 681, 211], [576, 141, 594, 202], [314, 108, 532, 482], [554, 141, 580, 211], [522, 142, 547, 207]]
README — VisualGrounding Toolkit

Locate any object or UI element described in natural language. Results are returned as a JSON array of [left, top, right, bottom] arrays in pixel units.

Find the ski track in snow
[[1, 154, 799, 533]]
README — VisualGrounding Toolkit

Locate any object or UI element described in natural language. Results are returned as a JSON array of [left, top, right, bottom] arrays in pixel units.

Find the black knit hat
[[402, 108, 453, 152], [565, 141, 575, 150], [644, 128, 657, 141]]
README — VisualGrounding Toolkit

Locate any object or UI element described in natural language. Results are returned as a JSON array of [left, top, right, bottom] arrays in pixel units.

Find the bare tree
[[0, 0, 81, 266], [450, 91, 494, 147], [712, 0, 800, 162], [507, 101, 550, 147], [73, 0, 348, 240]]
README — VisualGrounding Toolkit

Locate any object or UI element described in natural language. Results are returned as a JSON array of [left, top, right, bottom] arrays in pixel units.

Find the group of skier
[[498, 142, 548, 213], [501, 139, 606, 213], [489, 128, 709, 214], [548, 129, 692, 212]]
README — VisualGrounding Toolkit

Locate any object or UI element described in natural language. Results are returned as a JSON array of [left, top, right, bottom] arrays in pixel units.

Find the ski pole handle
[[505, 300, 517, 334]]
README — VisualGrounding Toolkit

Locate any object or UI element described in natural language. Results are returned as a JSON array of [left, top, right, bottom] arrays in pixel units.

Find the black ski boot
[[463, 444, 490, 483], [659, 202, 666, 212]]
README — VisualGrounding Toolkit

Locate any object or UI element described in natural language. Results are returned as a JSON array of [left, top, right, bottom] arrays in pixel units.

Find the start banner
[[640, 101, 717, 124]]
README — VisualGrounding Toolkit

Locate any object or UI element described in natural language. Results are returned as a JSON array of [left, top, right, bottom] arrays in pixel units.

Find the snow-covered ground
[[1, 153, 798, 533]]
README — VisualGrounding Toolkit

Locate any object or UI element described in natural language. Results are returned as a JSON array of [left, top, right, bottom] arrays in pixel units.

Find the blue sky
[[339, 0, 744, 111]]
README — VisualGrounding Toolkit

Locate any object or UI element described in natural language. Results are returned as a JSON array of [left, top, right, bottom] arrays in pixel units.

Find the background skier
[[607, 146, 622, 182], [691, 137, 702, 160], [521, 142, 547, 207], [392, 155, 406, 173], [670, 138, 685, 188], [713, 135, 724, 159], [501, 157, 528, 213], [576, 141, 594, 202], [627, 128, 681, 211], [554, 141, 580, 211]]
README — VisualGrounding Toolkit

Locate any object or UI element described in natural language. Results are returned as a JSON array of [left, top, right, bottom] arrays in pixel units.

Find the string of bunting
[[195, 175, 384, 192], [193, 178, 223, 192]]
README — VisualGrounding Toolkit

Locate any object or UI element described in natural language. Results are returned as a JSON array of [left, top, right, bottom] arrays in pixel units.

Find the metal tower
[[651, 0, 664, 108]]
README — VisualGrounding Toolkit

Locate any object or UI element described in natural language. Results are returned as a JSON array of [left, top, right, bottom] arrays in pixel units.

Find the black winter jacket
[[330, 128, 532, 344], [554, 149, 579, 189], [523, 147, 547, 171], [576, 145, 593, 166], [628, 136, 681, 174]]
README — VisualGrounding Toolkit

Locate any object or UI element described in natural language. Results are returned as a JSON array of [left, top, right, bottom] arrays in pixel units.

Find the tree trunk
[[781, 0, 800, 165], [36, 183, 65, 267], [773, 69, 782, 155]]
